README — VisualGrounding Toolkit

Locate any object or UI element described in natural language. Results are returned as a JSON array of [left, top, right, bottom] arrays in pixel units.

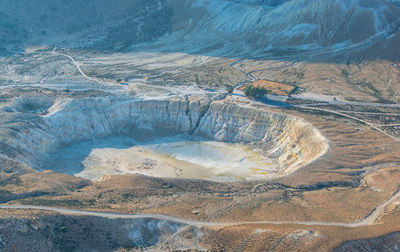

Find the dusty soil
[[2, 101, 400, 251]]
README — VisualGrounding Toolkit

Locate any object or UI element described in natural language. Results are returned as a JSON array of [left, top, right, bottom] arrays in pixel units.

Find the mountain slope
[[0, 0, 398, 58]]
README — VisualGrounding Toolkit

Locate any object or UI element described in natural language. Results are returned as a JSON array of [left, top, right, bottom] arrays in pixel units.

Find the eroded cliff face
[[195, 102, 328, 176], [0, 96, 210, 169], [0, 95, 328, 179]]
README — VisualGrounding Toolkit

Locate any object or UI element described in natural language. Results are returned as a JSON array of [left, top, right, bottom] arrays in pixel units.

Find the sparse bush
[[244, 85, 269, 99], [194, 74, 200, 85], [226, 85, 234, 94]]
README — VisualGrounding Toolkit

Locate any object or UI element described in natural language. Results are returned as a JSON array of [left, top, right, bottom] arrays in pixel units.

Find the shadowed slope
[[0, 0, 398, 60]]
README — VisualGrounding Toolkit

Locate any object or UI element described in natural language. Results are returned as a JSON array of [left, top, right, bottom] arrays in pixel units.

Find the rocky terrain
[[335, 231, 400, 252], [0, 209, 198, 251], [0, 0, 400, 251], [0, 0, 399, 58], [0, 94, 328, 180]]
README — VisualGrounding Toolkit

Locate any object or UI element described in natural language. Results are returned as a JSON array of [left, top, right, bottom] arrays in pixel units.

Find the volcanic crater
[[1, 94, 328, 182]]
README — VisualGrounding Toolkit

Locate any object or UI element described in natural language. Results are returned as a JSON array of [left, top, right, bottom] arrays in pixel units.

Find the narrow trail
[[1, 189, 399, 228], [292, 94, 400, 109], [4, 43, 398, 231], [297, 106, 400, 143], [375, 123, 400, 127], [331, 111, 400, 116], [46, 49, 209, 96], [51, 49, 103, 84], [231, 69, 400, 143]]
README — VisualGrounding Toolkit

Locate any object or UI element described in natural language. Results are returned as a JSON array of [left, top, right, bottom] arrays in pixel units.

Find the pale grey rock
[[0, 94, 328, 178]]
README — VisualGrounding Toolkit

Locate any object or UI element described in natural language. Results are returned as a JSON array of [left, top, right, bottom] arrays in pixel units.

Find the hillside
[[0, 0, 398, 59], [1, 1, 400, 251]]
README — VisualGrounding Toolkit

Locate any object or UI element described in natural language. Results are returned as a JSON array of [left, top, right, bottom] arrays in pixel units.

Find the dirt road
[[1, 189, 399, 228]]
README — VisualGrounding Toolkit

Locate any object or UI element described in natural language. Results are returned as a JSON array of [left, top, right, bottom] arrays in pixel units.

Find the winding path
[[6, 42, 399, 230], [51, 49, 101, 84], [1, 189, 399, 228], [292, 93, 400, 109], [297, 106, 400, 143]]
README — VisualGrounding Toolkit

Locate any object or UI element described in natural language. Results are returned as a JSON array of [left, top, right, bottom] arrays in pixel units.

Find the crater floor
[[43, 136, 276, 182]]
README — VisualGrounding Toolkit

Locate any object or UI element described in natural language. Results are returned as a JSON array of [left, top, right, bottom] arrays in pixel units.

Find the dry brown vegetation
[[2, 103, 400, 251]]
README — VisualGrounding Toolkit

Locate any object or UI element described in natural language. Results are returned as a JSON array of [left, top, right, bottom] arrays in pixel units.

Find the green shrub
[[244, 85, 269, 98], [226, 85, 234, 94]]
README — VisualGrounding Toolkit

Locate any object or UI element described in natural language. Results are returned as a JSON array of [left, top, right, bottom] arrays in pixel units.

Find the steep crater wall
[[0, 96, 328, 180]]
